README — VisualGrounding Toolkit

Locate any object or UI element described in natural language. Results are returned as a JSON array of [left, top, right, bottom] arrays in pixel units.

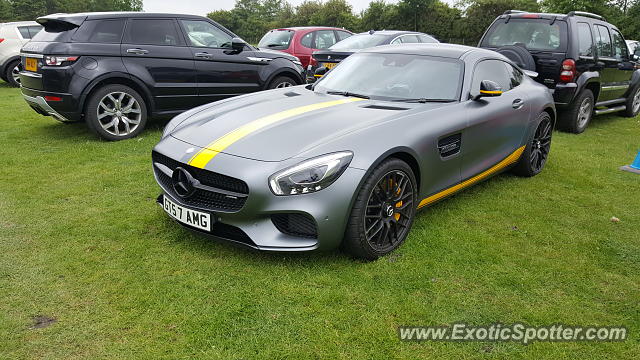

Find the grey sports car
[[152, 43, 555, 260]]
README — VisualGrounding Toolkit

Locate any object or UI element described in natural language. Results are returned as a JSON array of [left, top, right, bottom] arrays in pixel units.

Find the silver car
[[0, 21, 41, 87]]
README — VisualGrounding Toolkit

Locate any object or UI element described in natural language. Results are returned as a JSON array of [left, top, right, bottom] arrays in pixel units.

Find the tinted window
[[315, 30, 337, 49], [336, 31, 352, 41], [419, 35, 438, 43], [472, 60, 511, 94], [594, 25, 612, 57], [31, 22, 78, 42], [300, 32, 313, 48], [481, 19, 567, 51], [505, 63, 523, 90], [181, 20, 232, 48], [611, 29, 628, 60], [258, 30, 293, 50], [27, 26, 42, 38], [577, 22, 594, 56], [127, 19, 180, 46], [18, 27, 31, 39], [316, 53, 463, 101], [72, 19, 125, 43], [399, 35, 421, 43], [330, 33, 387, 50]]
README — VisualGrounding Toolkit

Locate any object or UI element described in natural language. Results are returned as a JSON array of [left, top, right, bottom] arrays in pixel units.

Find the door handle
[[512, 99, 525, 109], [126, 48, 148, 55], [195, 52, 212, 59]]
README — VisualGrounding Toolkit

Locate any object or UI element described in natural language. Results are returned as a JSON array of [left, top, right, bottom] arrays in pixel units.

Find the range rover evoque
[[19, 12, 305, 140]]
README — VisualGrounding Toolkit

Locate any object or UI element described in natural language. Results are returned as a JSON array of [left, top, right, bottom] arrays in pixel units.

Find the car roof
[[0, 21, 40, 26], [274, 26, 348, 31], [355, 30, 424, 36], [37, 12, 207, 26], [363, 43, 489, 59]]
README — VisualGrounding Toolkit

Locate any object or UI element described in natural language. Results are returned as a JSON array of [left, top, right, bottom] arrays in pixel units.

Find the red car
[[258, 27, 353, 68]]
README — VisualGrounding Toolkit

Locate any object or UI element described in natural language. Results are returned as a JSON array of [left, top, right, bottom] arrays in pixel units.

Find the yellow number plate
[[323, 62, 337, 69], [25, 58, 38, 72]]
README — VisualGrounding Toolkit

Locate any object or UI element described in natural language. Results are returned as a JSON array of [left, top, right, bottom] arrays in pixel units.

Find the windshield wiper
[[326, 91, 370, 99], [390, 98, 455, 103], [265, 44, 282, 47]]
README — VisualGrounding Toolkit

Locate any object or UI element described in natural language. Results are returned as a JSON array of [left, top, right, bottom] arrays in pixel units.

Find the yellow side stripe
[[417, 145, 526, 209], [188, 98, 364, 169]]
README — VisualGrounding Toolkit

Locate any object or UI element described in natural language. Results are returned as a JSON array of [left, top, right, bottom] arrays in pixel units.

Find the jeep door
[[593, 24, 630, 101]]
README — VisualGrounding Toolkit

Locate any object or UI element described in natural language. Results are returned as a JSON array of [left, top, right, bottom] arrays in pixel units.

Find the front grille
[[271, 213, 318, 239], [152, 151, 249, 212]]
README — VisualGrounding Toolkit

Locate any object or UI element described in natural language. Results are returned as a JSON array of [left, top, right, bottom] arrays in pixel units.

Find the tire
[[512, 112, 553, 177], [4, 60, 21, 87], [624, 84, 640, 118], [495, 45, 536, 71], [558, 89, 594, 134], [85, 84, 148, 141], [343, 158, 417, 260], [268, 76, 296, 89]]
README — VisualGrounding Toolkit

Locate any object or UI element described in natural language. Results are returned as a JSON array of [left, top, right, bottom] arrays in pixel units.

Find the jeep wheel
[[624, 85, 640, 118], [559, 89, 593, 134], [85, 84, 148, 141]]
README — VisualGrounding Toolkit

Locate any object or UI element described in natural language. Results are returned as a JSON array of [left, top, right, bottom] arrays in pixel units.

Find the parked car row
[[0, 21, 41, 87]]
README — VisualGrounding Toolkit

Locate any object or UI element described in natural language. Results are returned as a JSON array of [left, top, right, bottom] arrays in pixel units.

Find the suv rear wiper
[[390, 98, 456, 103], [326, 91, 370, 99]]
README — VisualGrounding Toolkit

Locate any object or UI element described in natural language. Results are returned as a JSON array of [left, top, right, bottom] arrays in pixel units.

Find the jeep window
[[258, 29, 293, 50], [577, 22, 594, 57], [72, 19, 125, 44], [611, 29, 629, 60], [594, 25, 613, 57], [316, 53, 463, 101], [315, 30, 337, 49], [481, 19, 567, 51], [329, 33, 387, 51], [472, 60, 512, 94], [127, 19, 180, 46], [181, 20, 232, 48]]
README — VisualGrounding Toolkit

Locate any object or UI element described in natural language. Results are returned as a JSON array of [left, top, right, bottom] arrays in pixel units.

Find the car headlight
[[269, 152, 353, 195]]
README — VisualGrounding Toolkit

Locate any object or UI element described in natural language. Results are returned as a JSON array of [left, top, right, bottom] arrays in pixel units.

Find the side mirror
[[231, 37, 247, 52], [473, 80, 503, 100], [314, 66, 327, 79]]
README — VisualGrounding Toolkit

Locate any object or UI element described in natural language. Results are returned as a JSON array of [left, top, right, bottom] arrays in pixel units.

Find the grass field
[[0, 81, 639, 359]]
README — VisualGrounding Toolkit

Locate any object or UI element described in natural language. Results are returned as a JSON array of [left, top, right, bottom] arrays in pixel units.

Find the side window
[[181, 20, 232, 48], [577, 22, 594, 57], [336, 31, 351, 41], [72, 19, 125, 44], [611, 29, 628, 60], [505, 63, 523, 90], [300, 31, 313, 48], [28, 26, 42, 38], [315, 30, 337, 49], [17, 26, 31, 39], [419, 35, 438, 43], [472, 60, 511, 94], [127, 19, 181, 46], [594, 24, 612, 57], [390, 37, 402, 45], [400, 35, 421, 43]]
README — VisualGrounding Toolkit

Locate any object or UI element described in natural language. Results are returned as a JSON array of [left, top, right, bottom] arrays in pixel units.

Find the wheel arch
[[80, 73, 155, 116], [576, 72, 600, 102], [542, 106, 556, 129], [263, 67, 304, 89]]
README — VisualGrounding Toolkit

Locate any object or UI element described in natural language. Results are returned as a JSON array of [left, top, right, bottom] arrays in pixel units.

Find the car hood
[[169, 88, 451, 162]]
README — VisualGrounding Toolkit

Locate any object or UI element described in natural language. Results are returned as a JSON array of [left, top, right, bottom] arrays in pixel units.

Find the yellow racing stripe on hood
[[187, 97, 364, 168]]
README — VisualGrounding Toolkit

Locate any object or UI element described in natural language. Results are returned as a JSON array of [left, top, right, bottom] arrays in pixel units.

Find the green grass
[[0, 81, 639, 359]]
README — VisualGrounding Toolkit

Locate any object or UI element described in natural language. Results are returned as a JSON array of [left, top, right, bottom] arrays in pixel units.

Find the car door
[[593, 24, 624, 101], [121, 17, 198, 112], [610, 28, 635, 98], [461, 59, 530, 180], [178, 19, 260, 104]]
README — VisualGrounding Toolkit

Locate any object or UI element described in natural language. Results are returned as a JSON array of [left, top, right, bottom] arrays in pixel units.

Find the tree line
[[0, 0, 638, 46]]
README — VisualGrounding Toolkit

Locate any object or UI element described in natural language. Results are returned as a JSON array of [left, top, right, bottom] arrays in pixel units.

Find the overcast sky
[[144, 0, 457, 16]]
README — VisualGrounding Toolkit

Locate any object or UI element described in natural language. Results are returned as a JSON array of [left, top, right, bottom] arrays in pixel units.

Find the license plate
[[323, 62, 337, 69], [25, 58, 38, 72], [162, 195, 211, 232]]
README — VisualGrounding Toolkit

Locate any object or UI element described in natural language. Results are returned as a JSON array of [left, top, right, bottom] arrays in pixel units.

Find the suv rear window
[[31, 21, 78, 42], [258, 30, 294, 50], [481, 18, 568, 51]]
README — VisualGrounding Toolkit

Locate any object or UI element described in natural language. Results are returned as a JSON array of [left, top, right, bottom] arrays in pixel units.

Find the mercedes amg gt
[[152, 44, 555, 260]]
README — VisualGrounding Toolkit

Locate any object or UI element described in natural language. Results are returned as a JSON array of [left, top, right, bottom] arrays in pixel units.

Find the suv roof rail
[[503, 10, 526, 15], [567, 11, 605, 21]]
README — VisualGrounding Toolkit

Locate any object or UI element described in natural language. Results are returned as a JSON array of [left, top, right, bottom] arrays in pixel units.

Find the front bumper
[[152, 135, 365, 252]]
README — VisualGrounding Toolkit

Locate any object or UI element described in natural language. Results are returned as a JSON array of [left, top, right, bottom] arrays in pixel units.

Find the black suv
[[19, 12, 305, 140], [480, 10, 640, 133]]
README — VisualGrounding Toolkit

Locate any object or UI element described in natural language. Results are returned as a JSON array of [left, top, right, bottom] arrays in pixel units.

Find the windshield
[[481, 18, 568, 51], [329, 34, 387, 51], [258, 30, 294, 50], [315, 53, 463, 101]]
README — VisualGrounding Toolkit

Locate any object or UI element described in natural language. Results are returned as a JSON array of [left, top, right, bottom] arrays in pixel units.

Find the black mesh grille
[[271, 213, 318, 239], [153, 151, 249, 212]]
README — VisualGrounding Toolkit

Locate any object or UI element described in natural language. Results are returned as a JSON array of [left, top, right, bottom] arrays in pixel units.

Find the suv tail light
[[0, 38, 4, 43], [44, 56, 79, 66], [560, 59, 576, 83]]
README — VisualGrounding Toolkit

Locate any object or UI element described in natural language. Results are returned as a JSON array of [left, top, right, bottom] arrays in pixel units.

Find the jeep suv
[[480, 10, 640, 133], [20, 13, 304, 140], [0, 21, 42, 87]]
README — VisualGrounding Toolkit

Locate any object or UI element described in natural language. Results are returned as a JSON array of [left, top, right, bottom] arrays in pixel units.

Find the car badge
[[172, 167, 198, 198]]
